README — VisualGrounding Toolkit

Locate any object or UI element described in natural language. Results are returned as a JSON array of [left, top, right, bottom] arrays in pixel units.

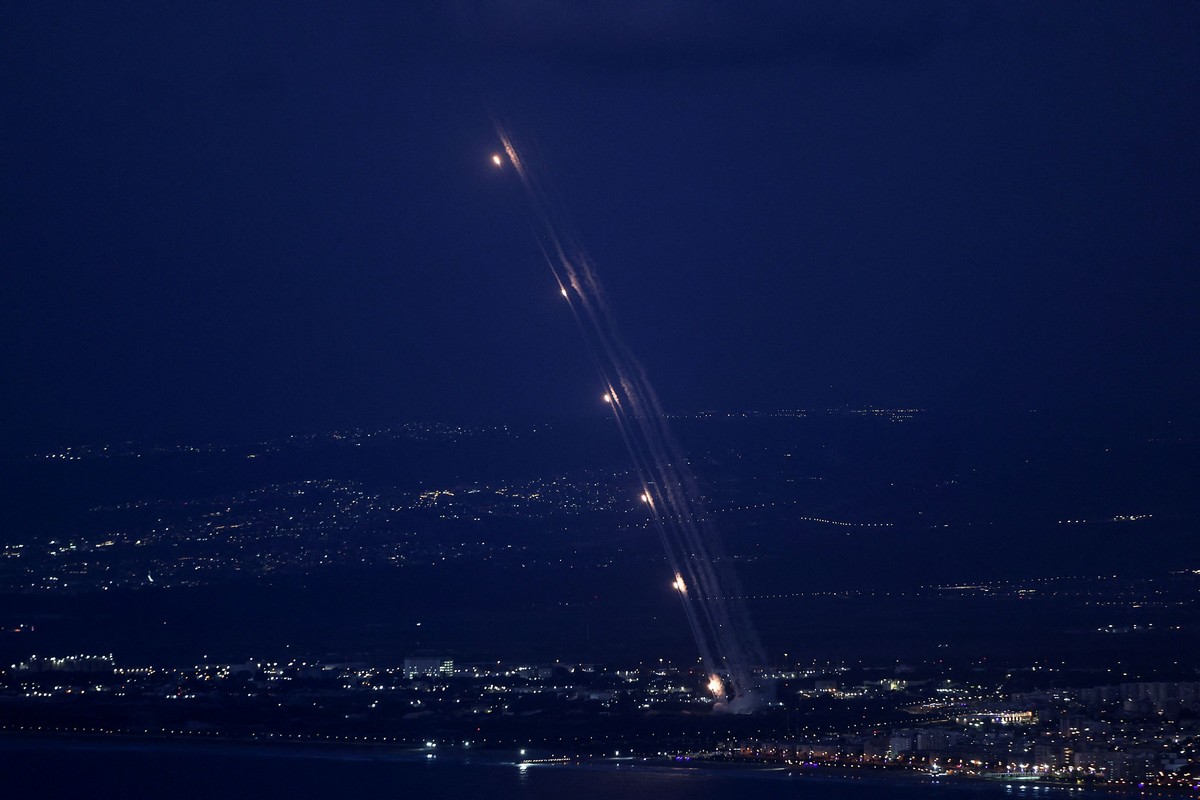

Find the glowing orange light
[[603, 393, 612, 404], [708, 675, 724, 696], [491, 154, 503, 166], [672, 573, 687, 594]]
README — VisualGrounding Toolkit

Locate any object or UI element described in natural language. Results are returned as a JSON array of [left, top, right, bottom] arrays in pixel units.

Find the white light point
[[491, 154, 503, 167], [602, 393, 612, 404], [560, 287, 569, 299], [641, 492, 652, 505], [672, 573, 687, 594], [708, 675, 725, 697]]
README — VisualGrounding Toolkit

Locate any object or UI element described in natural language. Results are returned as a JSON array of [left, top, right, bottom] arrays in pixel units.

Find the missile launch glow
[[493, 122, 770, 712]]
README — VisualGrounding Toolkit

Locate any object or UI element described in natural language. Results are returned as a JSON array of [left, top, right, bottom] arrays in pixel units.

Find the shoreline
[[2, 730, 1188, 797]]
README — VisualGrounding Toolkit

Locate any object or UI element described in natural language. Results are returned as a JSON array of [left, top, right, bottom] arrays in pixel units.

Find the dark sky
[[3, 2, 1197, 449]]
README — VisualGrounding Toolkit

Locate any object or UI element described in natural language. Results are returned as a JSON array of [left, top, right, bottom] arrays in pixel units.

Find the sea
[[0, 736, 1138, 800]]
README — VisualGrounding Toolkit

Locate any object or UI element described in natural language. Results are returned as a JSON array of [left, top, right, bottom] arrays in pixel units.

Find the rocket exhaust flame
[[493, 122, 771, 713]]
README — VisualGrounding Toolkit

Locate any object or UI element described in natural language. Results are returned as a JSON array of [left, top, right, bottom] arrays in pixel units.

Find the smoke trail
[[494, 124, 771, 712]]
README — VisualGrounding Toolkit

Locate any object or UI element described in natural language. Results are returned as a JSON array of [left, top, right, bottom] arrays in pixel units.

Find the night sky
[[4, 2, 1197, 451]]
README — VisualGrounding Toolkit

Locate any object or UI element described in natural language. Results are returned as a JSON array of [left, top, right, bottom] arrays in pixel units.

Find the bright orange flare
[[708, 675, 724, 697]]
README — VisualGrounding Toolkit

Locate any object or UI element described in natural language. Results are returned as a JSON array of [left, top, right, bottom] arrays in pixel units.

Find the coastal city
[[2, 650, 1198, 792]]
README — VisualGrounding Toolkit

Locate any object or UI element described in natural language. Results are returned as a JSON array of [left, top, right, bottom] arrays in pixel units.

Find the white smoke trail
[[494, 123, 771, 712]]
